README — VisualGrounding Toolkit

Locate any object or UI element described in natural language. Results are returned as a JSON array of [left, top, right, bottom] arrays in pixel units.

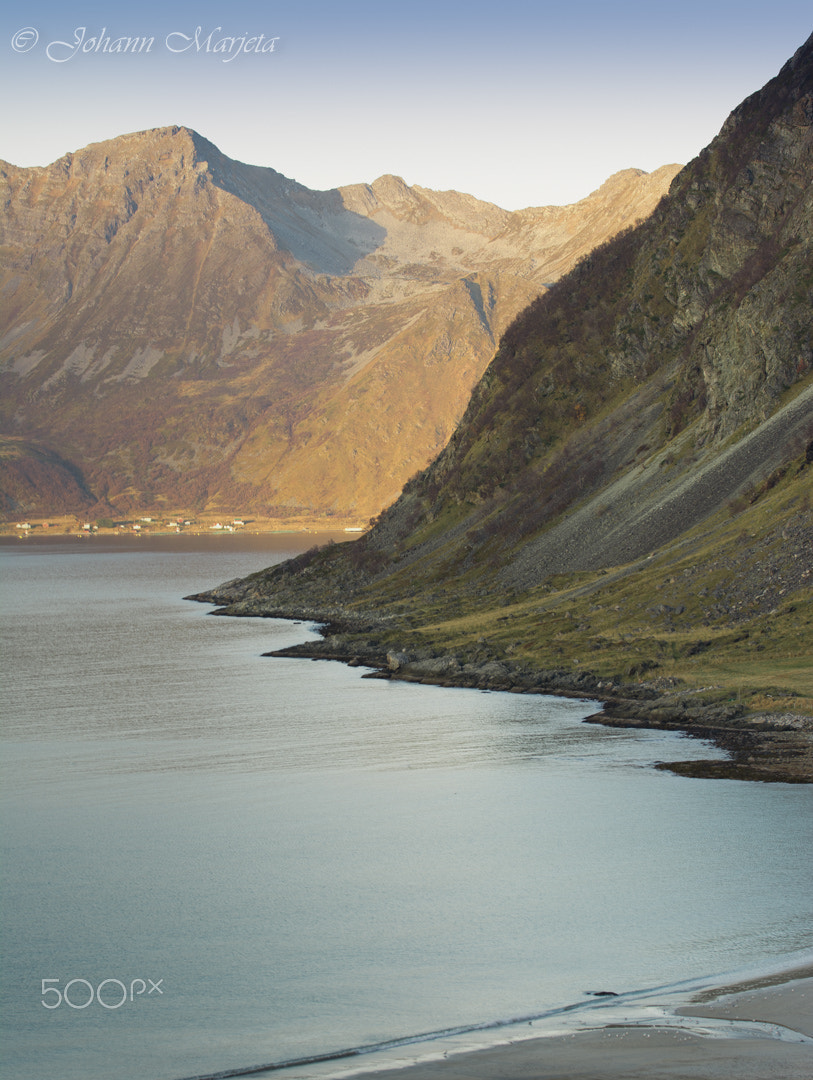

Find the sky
[[1, 1, 810, 209]]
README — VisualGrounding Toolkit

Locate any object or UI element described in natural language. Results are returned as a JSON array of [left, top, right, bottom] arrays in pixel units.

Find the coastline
[[10, 526, 813, 784], [248, 622, 813, 784], [318, 961, 813, 1080]]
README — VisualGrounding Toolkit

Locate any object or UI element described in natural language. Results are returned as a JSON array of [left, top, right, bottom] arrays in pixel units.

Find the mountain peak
[[0, 127, 678, 519]]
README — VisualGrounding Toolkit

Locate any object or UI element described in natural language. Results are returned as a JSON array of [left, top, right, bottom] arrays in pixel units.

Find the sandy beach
[[343, 966, 813, 1080]]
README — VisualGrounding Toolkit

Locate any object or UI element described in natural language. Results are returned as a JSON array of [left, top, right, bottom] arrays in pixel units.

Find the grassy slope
[[388, 451, 812, 716]]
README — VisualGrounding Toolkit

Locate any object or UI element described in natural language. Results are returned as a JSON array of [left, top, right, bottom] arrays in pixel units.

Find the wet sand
[[348, 967, 813, 1080]]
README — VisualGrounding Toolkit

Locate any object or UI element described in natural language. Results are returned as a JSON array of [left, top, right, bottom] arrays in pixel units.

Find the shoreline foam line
[[170, 952, 813, 1080], [170, 1003, 591, 1080]]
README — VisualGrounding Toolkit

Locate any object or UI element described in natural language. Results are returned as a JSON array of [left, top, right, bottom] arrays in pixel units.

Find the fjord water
[[1, 537, 811, 1080]]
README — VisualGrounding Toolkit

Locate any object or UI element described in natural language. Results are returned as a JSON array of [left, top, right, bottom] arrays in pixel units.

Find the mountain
[[193, 36, 813, 781], [0, 128, 677, 520]]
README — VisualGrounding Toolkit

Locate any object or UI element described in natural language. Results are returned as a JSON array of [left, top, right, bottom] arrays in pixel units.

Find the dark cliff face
[[219, 35, 812, 614], [357, 33, 813, 572], [407, 33, 812, 514]]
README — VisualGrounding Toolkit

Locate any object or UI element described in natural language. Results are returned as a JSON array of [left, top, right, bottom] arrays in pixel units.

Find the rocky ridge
[[0, 129, 677, 519]]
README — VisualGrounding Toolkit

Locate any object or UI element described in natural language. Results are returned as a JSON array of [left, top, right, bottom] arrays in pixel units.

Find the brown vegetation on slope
[[0, 128, 677, 520]]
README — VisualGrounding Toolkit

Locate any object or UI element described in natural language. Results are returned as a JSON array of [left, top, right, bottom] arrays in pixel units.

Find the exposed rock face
[[612, 43, 813, 441], [0, 128, 677, 518], [361, 31, 813, 577]]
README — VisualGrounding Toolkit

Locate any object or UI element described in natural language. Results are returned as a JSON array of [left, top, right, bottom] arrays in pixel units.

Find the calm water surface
[[1, 535, 811, 1080]]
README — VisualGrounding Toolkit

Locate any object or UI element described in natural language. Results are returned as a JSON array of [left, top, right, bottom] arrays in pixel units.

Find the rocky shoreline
[[251, 617, 813, 784]]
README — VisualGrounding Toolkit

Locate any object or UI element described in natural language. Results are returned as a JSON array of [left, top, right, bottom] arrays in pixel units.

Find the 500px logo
[[42, 977, 164, 1009]]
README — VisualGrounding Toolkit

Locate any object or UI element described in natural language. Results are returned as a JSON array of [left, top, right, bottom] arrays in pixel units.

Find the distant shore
[[340, 962, 813, 1080], [0, 514, 366, 538]]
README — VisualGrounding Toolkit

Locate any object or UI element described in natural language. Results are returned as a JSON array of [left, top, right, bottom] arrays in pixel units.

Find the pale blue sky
[[1, 1, 810, 208]]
